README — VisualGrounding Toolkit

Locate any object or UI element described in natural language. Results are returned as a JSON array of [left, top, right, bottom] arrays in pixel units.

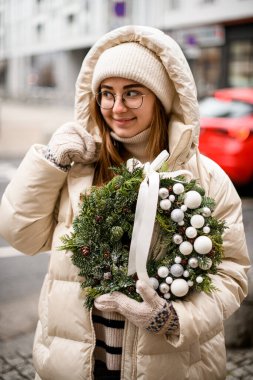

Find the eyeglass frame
[[95, 90, 148, 109]]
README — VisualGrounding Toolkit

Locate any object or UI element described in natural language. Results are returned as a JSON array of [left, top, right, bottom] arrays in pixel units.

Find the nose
[[112, 96, 128, 112]]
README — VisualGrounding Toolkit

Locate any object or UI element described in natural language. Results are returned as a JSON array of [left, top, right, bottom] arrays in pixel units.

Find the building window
[[228, 40, 253, 87]]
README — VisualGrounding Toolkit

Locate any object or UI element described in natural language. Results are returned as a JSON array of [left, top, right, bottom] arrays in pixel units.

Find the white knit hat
[[91, 42, 175, 114]]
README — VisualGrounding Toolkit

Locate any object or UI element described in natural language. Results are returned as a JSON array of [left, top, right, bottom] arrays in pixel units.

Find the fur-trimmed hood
[[74, 25, 200, 169]]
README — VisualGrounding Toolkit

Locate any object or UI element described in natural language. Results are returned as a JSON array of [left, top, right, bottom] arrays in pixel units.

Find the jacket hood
[[75, 25, 200, 168]]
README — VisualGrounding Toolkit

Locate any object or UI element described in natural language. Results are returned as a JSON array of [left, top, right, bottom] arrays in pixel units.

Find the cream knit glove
[[45, 122, 96, 170], [94, 281, 179, 335]]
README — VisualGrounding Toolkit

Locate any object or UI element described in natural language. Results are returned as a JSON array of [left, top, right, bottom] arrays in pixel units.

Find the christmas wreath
[[60, 155, 226, 309]]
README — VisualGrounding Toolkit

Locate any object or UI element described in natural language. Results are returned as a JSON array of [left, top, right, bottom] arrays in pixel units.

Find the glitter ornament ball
[[174, 256, 182, 264], [183, 270, 189, 277], [196, 276, 203, 284], [173, 234, 183, 244], [184, 191, 202, 209], [159, 283, 170, 294], [199, 258, 213, 270], [170, 279, 189, 297], [194, 236, 213, 255], [179, 241, 193, 256], [170, 263, 184, 277], [190, 214, 205, 229], [159, 187, 169, 199], [157, 266, 169, 278], [173, 183, 185, 195], [188, 280, 194, 287], [149, 277, 159, 290], [160, 199, 172, 210], [171, 209, 184, 223], [185, 226, 197, 238], [181, 205, 187, 212], [188, 257, 199, 268]]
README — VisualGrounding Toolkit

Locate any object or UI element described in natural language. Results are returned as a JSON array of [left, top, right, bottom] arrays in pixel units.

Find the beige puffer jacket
[[0, 25, 250, 380]]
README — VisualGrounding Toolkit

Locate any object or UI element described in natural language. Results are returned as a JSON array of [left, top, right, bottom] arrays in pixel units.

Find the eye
[[124, 90, 141, 98], [101, 91, 114, 99]]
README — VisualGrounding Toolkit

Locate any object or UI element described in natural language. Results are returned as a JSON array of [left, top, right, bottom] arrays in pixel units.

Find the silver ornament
[[203, 226, 211, 234], [165, 276, 173, 284], [184, 191, 202, 209], [188, 257, 199, 268], [158, 187, 169, 199], [173, 234, 183, 244], [160, 199, 172, 210], [173, 183, 185, 195], [159, 282, 170, 294], [171, 209, 184, 222], [157, 266, 169, 278], [170, 263, 184, 277], [202, 207, 211, 217]]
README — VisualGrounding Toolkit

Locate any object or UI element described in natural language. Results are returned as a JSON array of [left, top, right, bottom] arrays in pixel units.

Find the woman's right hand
[[46, 122, 96, 168]]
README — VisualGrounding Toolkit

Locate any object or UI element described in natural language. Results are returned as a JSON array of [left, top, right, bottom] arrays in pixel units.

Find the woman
[[0, 25, 249, 380]]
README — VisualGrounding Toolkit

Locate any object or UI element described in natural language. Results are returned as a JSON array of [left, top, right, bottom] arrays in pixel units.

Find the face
[[98, 77, 156, 138]]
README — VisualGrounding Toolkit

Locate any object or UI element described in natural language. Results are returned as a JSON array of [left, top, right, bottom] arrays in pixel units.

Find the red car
[[199, 88, 253, 186]]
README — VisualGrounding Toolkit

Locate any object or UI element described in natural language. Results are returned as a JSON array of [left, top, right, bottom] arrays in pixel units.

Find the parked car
[[198, 88, 253, 186]]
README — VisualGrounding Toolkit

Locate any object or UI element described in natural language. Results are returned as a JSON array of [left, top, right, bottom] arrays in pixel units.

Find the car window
[[199, 97, 253, 118]]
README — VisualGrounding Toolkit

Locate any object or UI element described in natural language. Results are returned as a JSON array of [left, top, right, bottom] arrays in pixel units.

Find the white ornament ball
[[173, 183, 185, 195], [203, 226, 211, 234], [159, 282, 170, 294], [196, 276, 203, 283], [170, 264, 184, 277], [159, 187, 169, 199], [202, 207, 211, 217], [173, 234, 183, 244], [174, 256, 182, 264], [185, 226, 197, 238], [169, 194, 175, 202], [184, 191, 202, 209], [183, 270, 190, 277], [165, 276, 173, 284], [149, 277, 159, 290], [194, 236, 213, 255], [199, 258, 213, 270], [157, 266, 169, 278], [170, 279, 189, 297], [188, 280, 194, 287], [178, 221, 185, 226], [190, 214, 205, 229], [181, 205, 187, 212], [179, 241, 193, 256], [164, 293, 171, 299], [188, 257, 199, 268], [160, 199, 172, 210], [171, 209, 184, 223]]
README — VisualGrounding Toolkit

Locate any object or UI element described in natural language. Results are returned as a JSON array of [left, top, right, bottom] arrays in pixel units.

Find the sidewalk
[[0, 100, 74, 158]]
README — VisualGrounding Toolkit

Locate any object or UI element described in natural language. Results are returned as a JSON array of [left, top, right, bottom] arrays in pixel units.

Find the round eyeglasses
[[95, 90, 147, 109]]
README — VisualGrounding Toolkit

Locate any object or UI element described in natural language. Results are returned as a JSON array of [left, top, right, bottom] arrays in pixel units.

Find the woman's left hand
[[94, 280, 177, 334]]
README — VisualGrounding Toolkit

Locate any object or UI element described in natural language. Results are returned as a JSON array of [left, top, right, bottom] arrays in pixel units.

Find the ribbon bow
[[127, 150, 193, 285]]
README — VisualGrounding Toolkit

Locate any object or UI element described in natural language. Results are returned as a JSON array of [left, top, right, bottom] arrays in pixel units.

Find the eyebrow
[[100, 84, 146, 90]]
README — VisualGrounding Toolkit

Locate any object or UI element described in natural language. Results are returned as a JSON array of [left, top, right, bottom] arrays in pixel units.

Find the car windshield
[[199, 97, 253, 118]]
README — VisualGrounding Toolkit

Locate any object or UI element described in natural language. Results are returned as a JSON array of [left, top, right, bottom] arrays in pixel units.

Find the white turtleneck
[[110, 127, 152, 163]]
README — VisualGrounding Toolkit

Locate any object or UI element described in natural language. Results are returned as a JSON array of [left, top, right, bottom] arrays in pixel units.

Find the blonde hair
[[90, 97, 169, 186]]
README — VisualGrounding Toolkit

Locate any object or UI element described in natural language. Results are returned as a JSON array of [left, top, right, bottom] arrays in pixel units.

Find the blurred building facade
[[0, 0, 252, 103]]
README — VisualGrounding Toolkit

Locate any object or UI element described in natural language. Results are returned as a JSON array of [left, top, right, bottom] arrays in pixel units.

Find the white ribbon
[[127, 150, 193, 285]]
